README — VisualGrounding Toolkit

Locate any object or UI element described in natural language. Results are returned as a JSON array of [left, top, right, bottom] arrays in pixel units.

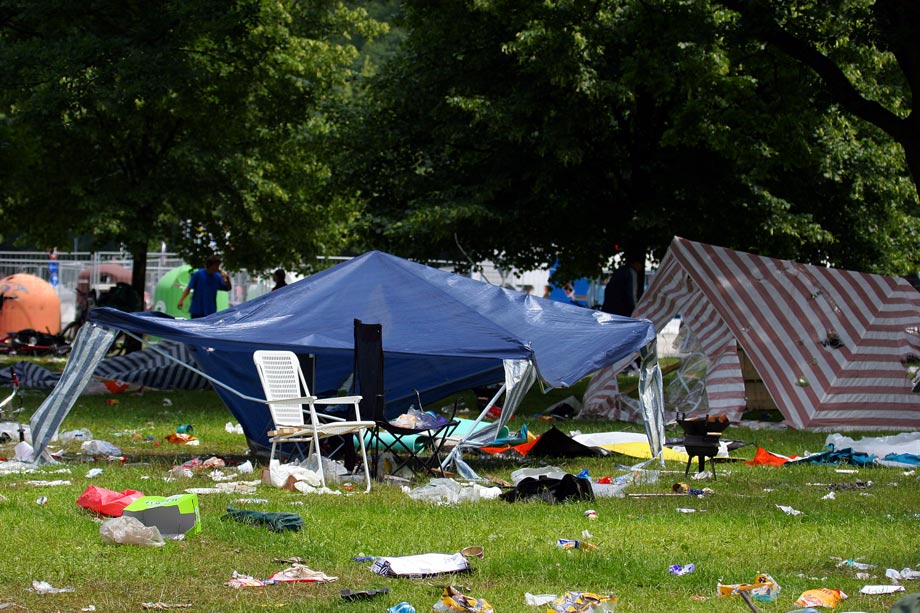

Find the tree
[[0, 0, 384, 295], [350, 0, 919, 280]]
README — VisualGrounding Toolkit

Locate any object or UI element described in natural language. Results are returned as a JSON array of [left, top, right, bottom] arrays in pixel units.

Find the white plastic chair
[[253, 350, 374, 492]]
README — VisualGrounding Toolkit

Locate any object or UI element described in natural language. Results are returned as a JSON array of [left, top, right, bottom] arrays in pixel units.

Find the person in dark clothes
[[602, 252, 644, 316], [272, 269, 287, 291]]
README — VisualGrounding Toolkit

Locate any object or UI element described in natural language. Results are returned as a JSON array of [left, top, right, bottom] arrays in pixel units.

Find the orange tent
[[0, 273, 61, 335]]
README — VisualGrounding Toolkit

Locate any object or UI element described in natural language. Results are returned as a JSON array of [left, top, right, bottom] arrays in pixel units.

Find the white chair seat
[[253, 350, 372, 492]]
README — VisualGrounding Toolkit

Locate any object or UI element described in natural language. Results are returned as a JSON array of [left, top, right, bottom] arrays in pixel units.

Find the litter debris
[[556, 539, 598, 551], [30, 580, 75, 594], [165, 433, 198, 445], [225, 571, 266, 589], [524, 593, 557, 606], [776, 504, 804, 516], [268, 563, 337, 583], [23, 479, 71, 487], [340, 587, 390, 601], [387, 602, 416, 613], [888, 568, 920, 582], [408, 478, 500, 504], [81, 440, 122, 456], [77, 485, 145, 517], [584, 509, 598, 520], [141, 603, 192, 610], [835, 558, 876, 570], [35, 496, 48, 505], [371, 552, 472, 578], [669, 563, 695, 576], [793, 588, 847, 608], [124, 494, 201, 538], [99, 515, 165, 547], [222, 505, 303, 532], [224, 421, 243, 434], [718, 574, 781, 603], [85, 468, 103, 478], [860, 585, 904, 595], [432, 586, 493, 612], [547, 591, 617, 613]]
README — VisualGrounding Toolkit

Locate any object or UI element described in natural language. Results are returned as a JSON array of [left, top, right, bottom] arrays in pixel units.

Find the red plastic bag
[[77, 485, 145, 517]]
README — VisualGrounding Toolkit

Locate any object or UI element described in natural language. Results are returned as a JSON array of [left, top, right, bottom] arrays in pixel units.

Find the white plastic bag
[[99, 516, 165, 547]]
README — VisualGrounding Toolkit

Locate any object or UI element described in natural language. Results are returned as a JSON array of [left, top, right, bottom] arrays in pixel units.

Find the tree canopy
[[0, 0, 384, 284], [349, 0, 920, 280]]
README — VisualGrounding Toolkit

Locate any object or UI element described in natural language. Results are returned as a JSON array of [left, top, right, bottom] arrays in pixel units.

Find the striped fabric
[[93, 341, 210, 390], [30, 323, 117, 462], [636, 237, 920, 429]]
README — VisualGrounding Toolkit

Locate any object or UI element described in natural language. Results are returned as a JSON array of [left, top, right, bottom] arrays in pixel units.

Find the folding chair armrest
[[313, 395, 363, 405], [260, 395, 317, 405]]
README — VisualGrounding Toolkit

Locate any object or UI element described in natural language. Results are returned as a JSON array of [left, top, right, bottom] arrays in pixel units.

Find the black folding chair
[[353, 319, 459, 479]]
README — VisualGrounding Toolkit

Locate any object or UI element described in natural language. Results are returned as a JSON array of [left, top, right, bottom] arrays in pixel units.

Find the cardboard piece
[[123, 493, 201, 537]]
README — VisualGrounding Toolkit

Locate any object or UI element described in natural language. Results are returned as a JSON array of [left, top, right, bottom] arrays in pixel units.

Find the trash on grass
[[547, 591, 617, 612], [670, 564, 696, 576], [887, 568, 920, 582], [860, 585, 905, 595], [165, 433, 198, 445], [718, 574, 781, 603], [77, 485, 145, 517], [793, 588, 847, 608], [224, 422, 243, 435], [81, 440, 122, 456], [371, 552, 471, 579], [388, 602, 416, 613], [525, 593, 557, 606], [408, 478, 500, 504], [835, 558, 876, 570], [432, 586, 494, 612], [30, 580, 75, 594], [776, 504, 804, 516], [268, 563, 337, 583], [99, 516, 165, 547], [222, 505, 303, 532], [556, 539, 598, 551], [141, 603, 192, 610], [340, 587, 390, 601], [123, 494, 201, 538]]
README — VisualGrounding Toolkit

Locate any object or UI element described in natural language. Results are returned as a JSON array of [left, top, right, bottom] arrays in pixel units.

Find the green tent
[[152, 265, 229, 319]]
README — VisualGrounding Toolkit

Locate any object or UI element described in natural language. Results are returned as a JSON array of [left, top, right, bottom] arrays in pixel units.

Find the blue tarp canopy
[[90, 251, 656, 455]]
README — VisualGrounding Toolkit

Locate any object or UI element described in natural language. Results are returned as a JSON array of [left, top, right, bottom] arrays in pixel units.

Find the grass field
[[0, 362, 918, 612]]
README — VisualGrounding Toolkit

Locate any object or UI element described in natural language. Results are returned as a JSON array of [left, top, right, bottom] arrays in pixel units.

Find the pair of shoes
[[340, 587, 391, 601]]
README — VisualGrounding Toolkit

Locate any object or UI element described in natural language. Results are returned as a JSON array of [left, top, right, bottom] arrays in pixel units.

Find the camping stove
[[677, 414, 731, 479]]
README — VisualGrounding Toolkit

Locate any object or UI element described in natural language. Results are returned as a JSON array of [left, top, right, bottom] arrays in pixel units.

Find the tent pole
[[440, 383, 506, 469]]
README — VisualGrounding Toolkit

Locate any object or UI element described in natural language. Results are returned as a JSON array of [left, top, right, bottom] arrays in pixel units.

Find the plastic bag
[[81, 439, 123, 456], [100, 515, 165, 547], [77, 485, 145, 517]]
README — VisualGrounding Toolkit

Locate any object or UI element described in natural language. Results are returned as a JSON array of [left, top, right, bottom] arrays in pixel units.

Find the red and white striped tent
[[585, 236, 920, 429]]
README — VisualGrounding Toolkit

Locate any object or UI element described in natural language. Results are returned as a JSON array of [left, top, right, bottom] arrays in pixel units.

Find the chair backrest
[[253, 350, 312, 428], [353, 319, 386, 423]]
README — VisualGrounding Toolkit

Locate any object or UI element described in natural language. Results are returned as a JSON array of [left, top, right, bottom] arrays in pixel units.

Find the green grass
[[1, 375, 918, 612]]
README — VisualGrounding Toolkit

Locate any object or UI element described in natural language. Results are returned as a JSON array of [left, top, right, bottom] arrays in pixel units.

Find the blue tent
[[87, 251, 658, 456]]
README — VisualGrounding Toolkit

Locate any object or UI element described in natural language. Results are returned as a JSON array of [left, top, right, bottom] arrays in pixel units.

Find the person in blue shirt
[[177, 255, 231, 318]]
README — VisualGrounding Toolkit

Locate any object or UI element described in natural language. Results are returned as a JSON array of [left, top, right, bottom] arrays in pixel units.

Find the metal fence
[[0, 250, 276, 328]]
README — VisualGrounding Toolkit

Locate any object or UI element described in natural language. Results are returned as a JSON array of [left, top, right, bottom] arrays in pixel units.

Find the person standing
[[271, 269, 287, 291], [177, 255, 231, 318], [602, 252, 644, 316]]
